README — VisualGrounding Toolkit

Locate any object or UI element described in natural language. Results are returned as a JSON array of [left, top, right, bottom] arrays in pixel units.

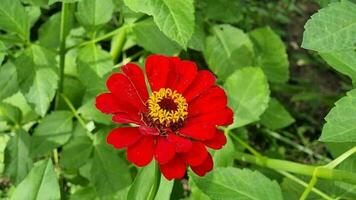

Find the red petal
[[160, 156, 186, 180], [107, 127, 142, 149], [187, 107, 234, 126], [155, 137, 176, 164], [191, 153, 213, 176], [95, 93, 121, 114], [167, 133, 193, 153], [112, 113, 142, 125], [169, 60, 197, 93], [145, 55, 172, 91], [127, 136, 155, 167], [122, 63, 149, 102], [183, 70, 216, 102], [106, 73, 146, 112], [181, 142, 208, 166], [188, 86, 227, 117], [204, 129, 227, 150], [179, 123, 216, 141]]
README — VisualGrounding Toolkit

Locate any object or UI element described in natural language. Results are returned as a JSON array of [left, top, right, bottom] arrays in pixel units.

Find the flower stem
[[276, 170, 332, 200], [235, 152, 356, 185], [148, 162, 161, 200], [110, 28, 127, 63], [66, 25, 128, 52], [59, 93, 94, 140], [55, 2, 71, 109]]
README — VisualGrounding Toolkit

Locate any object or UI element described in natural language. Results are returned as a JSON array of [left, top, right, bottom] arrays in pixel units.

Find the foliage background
[[0, 0, 355, 199]]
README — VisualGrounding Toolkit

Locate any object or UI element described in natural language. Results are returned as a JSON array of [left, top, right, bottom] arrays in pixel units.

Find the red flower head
[[96, 55, 233, 180]]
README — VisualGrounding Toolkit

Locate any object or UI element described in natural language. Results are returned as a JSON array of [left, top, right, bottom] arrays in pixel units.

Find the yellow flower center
[[147, 88, 188, 127]]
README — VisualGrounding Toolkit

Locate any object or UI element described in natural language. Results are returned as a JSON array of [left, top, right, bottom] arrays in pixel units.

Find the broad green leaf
[[92, 144, 132, 196], [14, 45, 58, 116], [130, 18, 181, 55], [0, 41, 6, 64], [11, 159, 60, 200], [24, 0, 49, 6], [26, 6, 41, 28], [0, 62, 18, 100], [38, 13, 61, 49], [124, 0, 195, 48], [3, 92, 39, 123], [0, 0, 29, 40], [31, 111, 73, 157], [0, 103, 22, 125], [302, 1, 356, 52], [154, 175, 174, 200], [204, 25, 254, 80], [60, 136, 93, 170], [69, 186, 97, 200], [187, 15, 205, 51], [4, 129, 32, 185], [320, 89, 356, 142], [78, 98, 111, 124], [76, 44, 112, 97], [224, 67, 270, 129], [76, 0, 114, 28], [202, 0, 242, 23], [191, 168, 283, 200], [249, 27, 289, 83], [260, 98, 295, 130], [127, 161, 155, 200], [320, 51, 356, 82], [213, 134, 235, 167]]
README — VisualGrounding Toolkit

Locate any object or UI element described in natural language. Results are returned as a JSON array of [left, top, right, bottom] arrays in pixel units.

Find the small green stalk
[[235, 152, 356, 185], [148, 162, 161, 200], [110, 28, 127, 63]]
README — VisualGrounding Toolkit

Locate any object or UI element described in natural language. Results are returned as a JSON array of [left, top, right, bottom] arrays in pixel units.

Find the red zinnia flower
[[95, 55, 233, 180]]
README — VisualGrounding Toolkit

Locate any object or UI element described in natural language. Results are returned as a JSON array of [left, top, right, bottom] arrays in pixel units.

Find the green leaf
[[26, 6, 41, 28], [202, 0, 242, 23], [130, 18, 181, 55], [0, 0, 29, 40], [14, 45, 59, 116], [204, 25, 254, 80], [31, 111, 73, 157], [260, 98, 295, 130], [127, 161, 155, 200], [38, 13, 61, 49], [191, 168, 283, 200], [320, 51, 356, 82], [11, 159, 60, 200], [187, 16, 205, 51], [224, 67, 270, 129], [124, 0, 195, 48], [213, 134, 235, 167], [92, 144, 132, 196], [320, 89, 356, 142], [76, 44, 112, 97], [0, 102, 22, 125], [4, 129, 32, 185], [78, 98, 111, 124], [76, 0, 114, 28], [0, 62, 18, 101], [69, 186, 97, 200], [249, 27, 289, 83], [302, 1, 356, 52], [0, 40, 7, 64], [60, 136, 93, 170], [154, 175, 174, 200]]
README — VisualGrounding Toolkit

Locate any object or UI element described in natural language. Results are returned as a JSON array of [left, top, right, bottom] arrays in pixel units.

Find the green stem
[[66, 25, 129, 51], [264, 129, 331, 162], [60, 93, 94, 140], [324, 146, 356, 169], [276, 170, 332, 200], [148, 162, 161, 200], [229, 131, 263, 160], [110, 28, 127, 63], [55, 3, 71, 109], [300, 170, 319, 200], [235, 152, 356, 185]]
